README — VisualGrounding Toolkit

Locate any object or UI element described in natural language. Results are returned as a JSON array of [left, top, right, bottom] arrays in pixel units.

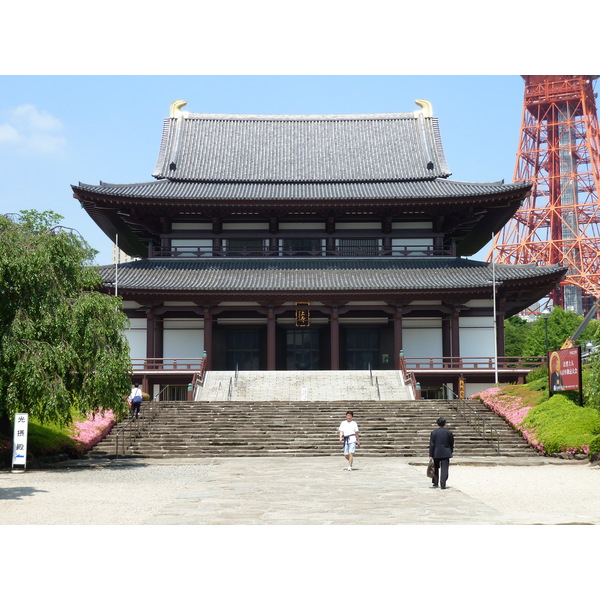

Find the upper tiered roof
[[152, 102, 451, 182], [72, 99, 532, 259]]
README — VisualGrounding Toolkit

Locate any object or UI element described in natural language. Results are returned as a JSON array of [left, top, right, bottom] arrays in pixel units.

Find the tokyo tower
[[490, 75, 600, 315]]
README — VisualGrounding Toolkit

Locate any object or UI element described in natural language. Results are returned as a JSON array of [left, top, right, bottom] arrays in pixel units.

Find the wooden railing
[[131, 357, 206, 372], [404, 356, 545, 370], [148, 243, 456, 259], [398, 354, 419, 399]]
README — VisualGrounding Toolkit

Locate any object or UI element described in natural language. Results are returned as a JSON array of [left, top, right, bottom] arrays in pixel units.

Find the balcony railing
[[130, 356, 544, 374], [404, 356, 545, 370], [131, 358, 206, 372], [148, 244, 456, 259]]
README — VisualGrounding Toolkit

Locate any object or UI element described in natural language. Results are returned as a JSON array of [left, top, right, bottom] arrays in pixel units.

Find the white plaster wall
[[124, 318, 147, 360], [459, 316, 495, 357], [163, 319, 204, 358], [403, 318, 443, 357]]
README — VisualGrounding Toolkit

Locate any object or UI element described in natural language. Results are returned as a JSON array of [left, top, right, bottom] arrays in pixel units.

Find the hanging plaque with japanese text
[[295, 302, 311, 327]]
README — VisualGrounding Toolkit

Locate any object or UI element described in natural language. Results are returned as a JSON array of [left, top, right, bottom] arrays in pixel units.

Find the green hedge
[[521, 394, 600, 454], [526, 365, 548, 384]]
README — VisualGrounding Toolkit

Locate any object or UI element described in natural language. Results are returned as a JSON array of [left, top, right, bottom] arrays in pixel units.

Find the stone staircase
[[88, 370, 536, 459], [197, 370, 412, 402]]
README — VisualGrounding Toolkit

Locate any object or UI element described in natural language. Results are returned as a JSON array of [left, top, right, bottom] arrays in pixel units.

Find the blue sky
[[1, 74, 537, 264]]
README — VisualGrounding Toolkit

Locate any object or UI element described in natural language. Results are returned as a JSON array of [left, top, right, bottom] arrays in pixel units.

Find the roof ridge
[[171, 111, 424, 121]]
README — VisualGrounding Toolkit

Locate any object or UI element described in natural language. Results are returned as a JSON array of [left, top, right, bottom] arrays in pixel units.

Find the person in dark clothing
[[429, 416, 454, 489]]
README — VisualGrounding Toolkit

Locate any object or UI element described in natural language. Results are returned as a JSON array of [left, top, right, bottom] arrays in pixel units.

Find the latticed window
[[280, 238, 323, 256], [226, 239, 265, 256], [337, 238, 380, 256]]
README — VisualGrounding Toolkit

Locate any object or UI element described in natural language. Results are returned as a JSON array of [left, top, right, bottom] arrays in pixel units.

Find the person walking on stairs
[[338, 411, 360, 471], [129, 384, 143, 419], [429, 416, 454, 489]]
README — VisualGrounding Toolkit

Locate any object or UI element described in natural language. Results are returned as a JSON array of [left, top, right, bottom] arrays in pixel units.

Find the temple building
[[72, 99, 566, 398]]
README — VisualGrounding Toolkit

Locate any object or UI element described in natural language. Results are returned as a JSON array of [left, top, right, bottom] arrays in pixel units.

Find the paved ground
[[1, 455, 599, 525]]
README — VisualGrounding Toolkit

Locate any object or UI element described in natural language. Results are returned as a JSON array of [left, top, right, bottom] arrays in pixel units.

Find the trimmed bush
[[589, 435, 600, 454], [526, 365, 548, 384], [521, 394, 600, 455]]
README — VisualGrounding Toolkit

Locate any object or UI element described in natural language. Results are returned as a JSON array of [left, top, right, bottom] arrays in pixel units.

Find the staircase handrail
[[375, 376, 381, 400], [227, 377, 234, 401], [198, 356, 208, 385], [398, 355, 418, 400], [440, 384, 500, 453], [114, 385, 176, 458]]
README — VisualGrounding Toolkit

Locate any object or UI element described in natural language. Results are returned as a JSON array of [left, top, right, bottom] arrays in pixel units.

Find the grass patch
[[498, 384, 544, 408]]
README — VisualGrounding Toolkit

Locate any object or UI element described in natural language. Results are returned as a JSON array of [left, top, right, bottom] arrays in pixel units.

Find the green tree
[[522, 306, 599, 356], [0, 211, 131, 433], [503, 315, 533, 356]]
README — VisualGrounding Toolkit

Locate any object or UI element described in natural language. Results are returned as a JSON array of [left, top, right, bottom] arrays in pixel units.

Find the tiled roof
[[100, 258, 566, 293], [75, 178, 529, 202], [151, 111, 452, 182]]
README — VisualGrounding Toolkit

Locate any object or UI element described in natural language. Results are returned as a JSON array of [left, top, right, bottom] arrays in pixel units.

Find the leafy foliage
[[504, 315, 534, 357], [586, 357, 600, 411], [520, 394, 600, 454], [0, 211, 131, 430], [504, 307, 600, 358], [526, 365, 548, 384]]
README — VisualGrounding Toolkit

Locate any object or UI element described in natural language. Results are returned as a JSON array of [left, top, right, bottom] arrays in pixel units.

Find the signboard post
[[548, 347, 583, 404], [11, 413, 29, 473]]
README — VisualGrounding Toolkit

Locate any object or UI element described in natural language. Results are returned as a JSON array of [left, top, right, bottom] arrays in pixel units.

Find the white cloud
[[0, 104, 66, 156], [0, 123, 19, 142]]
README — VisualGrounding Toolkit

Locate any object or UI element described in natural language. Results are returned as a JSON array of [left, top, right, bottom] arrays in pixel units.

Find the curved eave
[[72, 179, 531, 203], [98, 258, 566, 314]]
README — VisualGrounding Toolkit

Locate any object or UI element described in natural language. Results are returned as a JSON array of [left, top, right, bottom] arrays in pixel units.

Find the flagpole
[[115, 233, 119, 297], [492, 238, 498, 384]]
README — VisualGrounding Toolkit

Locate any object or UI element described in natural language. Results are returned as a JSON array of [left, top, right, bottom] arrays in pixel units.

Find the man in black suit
[[429, 416, 454, 489]]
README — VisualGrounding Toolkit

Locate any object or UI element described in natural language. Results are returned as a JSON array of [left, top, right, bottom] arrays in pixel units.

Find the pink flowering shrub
[[473, 387, 544, 451], [476, 387, 532, 430], [473, 387, 598, 455], [69, 410, 116, 451]]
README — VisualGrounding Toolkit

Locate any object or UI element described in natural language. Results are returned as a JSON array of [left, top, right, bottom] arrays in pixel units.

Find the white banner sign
[[12, 413, 29, 469]]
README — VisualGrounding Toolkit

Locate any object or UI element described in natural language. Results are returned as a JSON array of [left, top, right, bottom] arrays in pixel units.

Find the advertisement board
[[548, 347, 582, 395]]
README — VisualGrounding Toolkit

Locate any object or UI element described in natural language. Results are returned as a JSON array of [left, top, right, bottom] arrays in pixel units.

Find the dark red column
[[330, 306, 339, 370], [393, 307, 403, 369], [451, 308, 460, 367], [203, 306, 213, 371], [267, 306, 276, 370]]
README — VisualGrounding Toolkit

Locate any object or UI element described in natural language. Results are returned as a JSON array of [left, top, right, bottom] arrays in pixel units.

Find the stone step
[[88, 372, 534, 459]]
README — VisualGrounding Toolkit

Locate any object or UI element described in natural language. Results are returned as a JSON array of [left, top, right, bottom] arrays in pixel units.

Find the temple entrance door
[[225, 329, 261, 370], [286, 329, 320, 370], [344, 329, 381, 370]]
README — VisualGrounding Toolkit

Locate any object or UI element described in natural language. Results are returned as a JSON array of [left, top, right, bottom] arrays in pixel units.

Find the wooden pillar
[[146, 310, 155, 363], [267, 306, 276, 370], [393, 307, 403, 369], [330, 306, 339, 370], [497, 300, 506, 358], [203, 306, 213, 371], [451, 307, 460, 366], [155, 316, 163, 362], [442, 314, 452, 365]]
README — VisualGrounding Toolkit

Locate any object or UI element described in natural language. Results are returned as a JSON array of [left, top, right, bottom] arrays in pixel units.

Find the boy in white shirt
[[338, 411, 360, 471]]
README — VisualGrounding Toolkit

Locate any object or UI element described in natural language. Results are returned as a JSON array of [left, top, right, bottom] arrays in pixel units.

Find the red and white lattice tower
[[489, 75, 600, 315]]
